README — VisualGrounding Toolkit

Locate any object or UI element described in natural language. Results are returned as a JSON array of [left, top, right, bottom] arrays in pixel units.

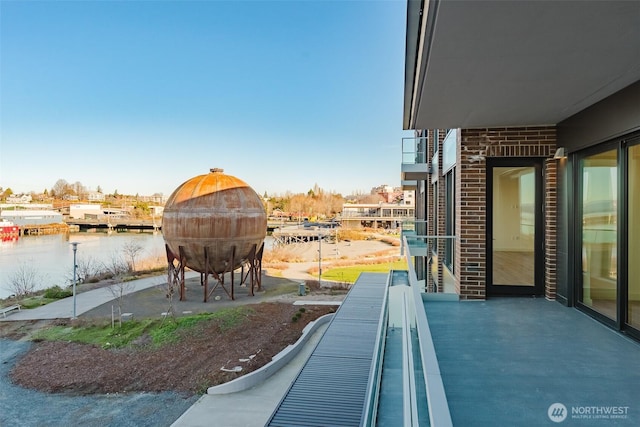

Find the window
[[444, 169, 455, 271]]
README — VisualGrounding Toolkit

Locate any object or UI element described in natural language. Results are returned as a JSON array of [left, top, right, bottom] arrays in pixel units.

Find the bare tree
[[106, 276, 135, 328], [102, 251, 128, 278], [72, 181, 87, 200], [5, 262, 40, 298], [65, 255, 104, 284], [121, 239, 144, 272], [51, 179, 69, 198], [97, 251, 133, 327]]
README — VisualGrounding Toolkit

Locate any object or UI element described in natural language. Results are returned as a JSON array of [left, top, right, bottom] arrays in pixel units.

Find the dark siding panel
[[558, 81, 640, 153]]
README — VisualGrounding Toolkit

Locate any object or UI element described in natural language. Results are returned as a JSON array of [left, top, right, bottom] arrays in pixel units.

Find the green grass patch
[[321, 260, 407, 283], [19, 296, 59, 309], [148, 306, 254, 346], [34, 318, 156, 348], [32, 306, 255, 349]]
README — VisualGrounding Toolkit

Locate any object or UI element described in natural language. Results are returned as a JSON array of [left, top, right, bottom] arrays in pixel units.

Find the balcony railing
[[401, 219, 455, 258], [401, 238, 454, 427], [401, 137, 430, 182], [402, 137, 428, 165]]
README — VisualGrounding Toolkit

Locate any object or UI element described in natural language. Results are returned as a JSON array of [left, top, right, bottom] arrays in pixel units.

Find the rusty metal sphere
[[162, 168, 267, 274]]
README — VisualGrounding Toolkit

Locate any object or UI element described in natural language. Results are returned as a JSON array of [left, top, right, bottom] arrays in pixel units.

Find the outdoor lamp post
[[318, 230, 322, 285], [70, 242, 80, 318]]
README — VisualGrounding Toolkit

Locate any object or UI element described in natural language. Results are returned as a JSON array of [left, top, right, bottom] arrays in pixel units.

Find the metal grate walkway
[[266, 272, 389, 427]]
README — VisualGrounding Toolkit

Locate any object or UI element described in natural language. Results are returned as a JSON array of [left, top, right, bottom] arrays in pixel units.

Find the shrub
[[43, 285, 73, 299]]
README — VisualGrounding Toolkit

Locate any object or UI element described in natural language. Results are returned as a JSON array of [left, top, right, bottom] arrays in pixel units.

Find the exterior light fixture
[[553, 147, 566, 159]]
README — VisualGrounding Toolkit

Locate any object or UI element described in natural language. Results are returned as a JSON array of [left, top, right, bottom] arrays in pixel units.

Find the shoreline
[[1, 236, 401, 306]]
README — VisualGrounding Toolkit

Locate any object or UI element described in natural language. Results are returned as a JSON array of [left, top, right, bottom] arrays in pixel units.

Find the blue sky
[[0, 0, 410, 198]]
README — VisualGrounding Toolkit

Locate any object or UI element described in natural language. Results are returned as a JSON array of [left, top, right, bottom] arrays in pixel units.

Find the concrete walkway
[[171, 321, 328, 427], [0, 272, 199, 321]]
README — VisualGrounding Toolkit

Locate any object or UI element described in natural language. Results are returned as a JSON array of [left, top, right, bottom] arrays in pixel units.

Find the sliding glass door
[[579, 149, 618, 321], [576, 135, 640, 335], [627, 143, 640, 330]]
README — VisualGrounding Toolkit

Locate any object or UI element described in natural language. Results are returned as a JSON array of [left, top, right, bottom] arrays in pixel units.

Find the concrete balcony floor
[[424, 298, 640, 426]]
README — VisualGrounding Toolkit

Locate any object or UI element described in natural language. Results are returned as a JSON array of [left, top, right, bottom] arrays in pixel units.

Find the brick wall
[[454, 127, 557, 300]]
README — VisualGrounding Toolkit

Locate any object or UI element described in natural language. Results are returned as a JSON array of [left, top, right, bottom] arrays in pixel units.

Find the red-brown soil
[[3, 302, 335, 395]]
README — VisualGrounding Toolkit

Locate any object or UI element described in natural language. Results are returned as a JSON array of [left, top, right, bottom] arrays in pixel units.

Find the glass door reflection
[[580, 149, 617, 321], [492, 166, 536, 287]]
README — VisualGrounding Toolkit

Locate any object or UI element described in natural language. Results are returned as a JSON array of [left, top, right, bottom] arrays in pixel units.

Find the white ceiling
[[405, 0, 640, 130]]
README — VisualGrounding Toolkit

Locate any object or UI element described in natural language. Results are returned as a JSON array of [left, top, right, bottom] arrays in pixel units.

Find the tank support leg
[[206, 246, 236, 301], [165, 244, 186, 301], [203, 247, 211, 302], [238, 242, 263, 296]]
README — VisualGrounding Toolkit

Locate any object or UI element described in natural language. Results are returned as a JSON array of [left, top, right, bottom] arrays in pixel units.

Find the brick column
[[455, 130, 487, 299]]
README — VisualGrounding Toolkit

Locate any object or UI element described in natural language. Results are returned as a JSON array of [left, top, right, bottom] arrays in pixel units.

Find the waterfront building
[[402, 1, 640, 336], [69, 204, 102, 219], [0, 210, 63, 226], [340, 202, 414, 230]]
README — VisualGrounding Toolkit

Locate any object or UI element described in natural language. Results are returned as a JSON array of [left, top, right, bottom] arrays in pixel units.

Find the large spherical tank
[[162, 168, 267, 274]]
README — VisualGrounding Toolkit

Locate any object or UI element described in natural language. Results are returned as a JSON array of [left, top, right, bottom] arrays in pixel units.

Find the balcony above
[[401, 220, 429, 257], [401, 136, 430, 182], [403, 232, 429, 257], [401, 179, 417, 191], [401, 163, 429, 181]]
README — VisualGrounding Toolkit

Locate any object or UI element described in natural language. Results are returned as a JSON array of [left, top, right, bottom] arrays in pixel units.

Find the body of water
[[0, 232, 275, 300], [0, 232, 167, 300]]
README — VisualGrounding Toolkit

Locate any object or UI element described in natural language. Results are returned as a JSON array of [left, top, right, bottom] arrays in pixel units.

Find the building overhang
[[403, 0, 640, 130], [401, 179, 418, 191], [401, 163, 430, 181]]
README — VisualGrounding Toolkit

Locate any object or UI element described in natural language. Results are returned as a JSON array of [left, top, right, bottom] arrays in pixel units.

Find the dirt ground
[[6, 301, 335, 395], [0, 236, 400, 397], [0, 270, 343, 396]]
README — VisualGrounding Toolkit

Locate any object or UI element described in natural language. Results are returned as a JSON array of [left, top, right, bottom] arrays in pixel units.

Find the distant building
[[135, 194, 167, 204], [69, 204, 102, 219], [149, 205, 164, 216], [87, 192, 105, 202], [341, 203, 414, 229], [371, 185, 413, 205], [1, 210, 63, 226], [6, 194, 32, 204]]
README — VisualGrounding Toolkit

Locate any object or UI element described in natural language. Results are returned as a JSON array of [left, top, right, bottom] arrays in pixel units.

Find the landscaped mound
[[9, 302, 334, 395]]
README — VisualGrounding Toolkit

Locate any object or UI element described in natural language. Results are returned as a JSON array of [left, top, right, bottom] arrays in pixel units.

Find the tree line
[[1, 180, 398, 221]]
